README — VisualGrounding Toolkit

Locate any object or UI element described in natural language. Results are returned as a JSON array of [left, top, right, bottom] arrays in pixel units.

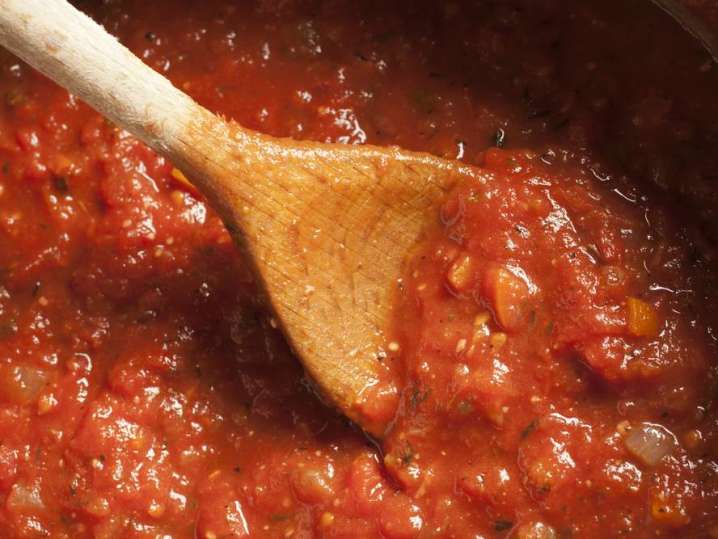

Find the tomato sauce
[[0, 0, 717, 538], [386, 148, 718, 537]]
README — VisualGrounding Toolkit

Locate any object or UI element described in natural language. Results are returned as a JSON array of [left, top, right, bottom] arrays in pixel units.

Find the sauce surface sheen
[[0, 0, 717, 537]]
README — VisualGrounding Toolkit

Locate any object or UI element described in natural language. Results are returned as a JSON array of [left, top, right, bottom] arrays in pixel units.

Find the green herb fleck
[[457, 400, 473, 415], [53, 175, 69, 194], [545, 320, 554, 336], [411, 89, 438, 114], [494, 519, 513, 532], [521, 419, 538, 439], [553, 116, 570, 131], [399, 444, 415, 466], [408, 384, 429, 410]]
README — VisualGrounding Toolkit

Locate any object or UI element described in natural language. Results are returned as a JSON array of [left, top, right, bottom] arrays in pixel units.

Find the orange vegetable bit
[[626, 296, 660, 338], [482, 265, 530, 331]]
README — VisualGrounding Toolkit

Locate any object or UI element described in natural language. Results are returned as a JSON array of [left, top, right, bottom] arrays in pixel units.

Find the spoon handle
[[0, 0, 216, 168]]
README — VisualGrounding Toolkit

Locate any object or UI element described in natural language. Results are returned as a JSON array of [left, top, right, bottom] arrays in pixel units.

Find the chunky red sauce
[[0, 0, 717, 538], [386, 148, 718, 538]]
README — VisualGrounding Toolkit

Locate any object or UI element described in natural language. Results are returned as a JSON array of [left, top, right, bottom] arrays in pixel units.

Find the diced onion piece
[[490, 332, 507, 351], [84, 496, 111, 517], [626, 297, 659, 337], [651, 495, 691, 527], [516, 521, 557, 539], [447, 254, 473, 292], [624, 422, 676, 466], [469, 312, 491, 346], [6, 481, 45, 512], [290, 461, 336, 504], [482, 265, 529, 331], [0, 364, 50, 405]]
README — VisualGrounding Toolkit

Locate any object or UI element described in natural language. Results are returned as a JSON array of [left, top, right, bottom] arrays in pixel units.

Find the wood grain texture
[[0, 0, 478, 435]]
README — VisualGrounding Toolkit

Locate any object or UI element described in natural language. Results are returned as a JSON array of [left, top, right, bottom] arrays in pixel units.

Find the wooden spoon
[[0, 0, 475, 435]]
